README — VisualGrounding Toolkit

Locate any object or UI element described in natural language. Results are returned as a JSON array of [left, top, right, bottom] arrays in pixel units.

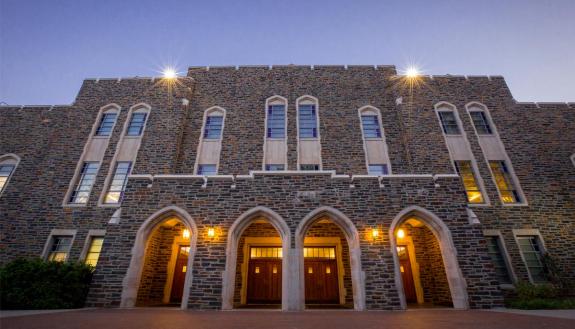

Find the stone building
[[0, 65, 573, 311]]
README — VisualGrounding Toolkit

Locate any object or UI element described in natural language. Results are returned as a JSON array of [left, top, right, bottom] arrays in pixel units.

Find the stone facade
[[0, 65, 573, 311]]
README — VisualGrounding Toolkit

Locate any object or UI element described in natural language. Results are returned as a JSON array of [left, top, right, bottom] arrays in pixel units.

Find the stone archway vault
[[389, 205, 469, 309], [120, 206, 198, 309]]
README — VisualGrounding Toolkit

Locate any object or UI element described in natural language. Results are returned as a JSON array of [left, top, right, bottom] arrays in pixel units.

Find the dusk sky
[[1, 0, 573, 105]]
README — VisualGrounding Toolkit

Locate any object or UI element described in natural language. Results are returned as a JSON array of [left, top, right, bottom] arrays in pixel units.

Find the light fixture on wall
[[396, 228, 406, 239], [182, 229, 190, 239], [207, 227, 216, 238], [371, 228, 379, 240]]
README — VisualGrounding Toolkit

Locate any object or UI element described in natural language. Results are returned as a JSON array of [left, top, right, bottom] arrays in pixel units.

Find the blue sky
[[1, 0, 574, 104]]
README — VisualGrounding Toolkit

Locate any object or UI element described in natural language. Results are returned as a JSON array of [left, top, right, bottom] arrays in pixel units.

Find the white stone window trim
[[97, 103, 151, 207], [193, 106, 227, 175], [262, 96, 288, 170], [434, 102, 491, 206], [512, 229, 547, 284], [41, 229, 77, 261], [0, 153, 21, 198], [79, 229, 106, 264], [357, 106, 392, 175], [296, 95, 323, 170], [570, 153, 575, 167], [464, 102, 528, 207], [63, 103, 121, 207], [483, 229, 517, 288]]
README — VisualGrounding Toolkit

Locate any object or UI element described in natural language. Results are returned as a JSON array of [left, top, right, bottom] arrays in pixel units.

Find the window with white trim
[[469, 111, 493, 135], [368, 164, 388, 176], [517, 235, 547, 282], [438, 111, 461, 135], [198, 164, 217, 176], [267, 104, 286, 138], [454, 161, 484, 204], [47, 236, 73, 262], [204, 115, 224, 139], [485, 235, 512, 284], [0, 159, 17, 194], [84, 236, 104, 267], [489, 160, 521, 204], [361, 115, 381, 138], [265, 164, 285, 171], [300, 164, 319, 171], [126, 112, 148, 136], [95, 112, 118, 136], [298, 104, 318, 138], [69, 162, 99, 204], [104, 161, 132, 204]]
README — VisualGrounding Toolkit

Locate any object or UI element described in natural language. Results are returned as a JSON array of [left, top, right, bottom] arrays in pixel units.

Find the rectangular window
[[470, 111, 493, 134], [69, 162, 99, 204], [198, 164, 217, 176], [47, 236, 73, 262], [267, 105, 285, 138], [298, 105, 318, 138], [489, 161, 521, 203], [95, 113, 117, 136], [265, 164, 285, 171], [486, 236, 512, 284], [104, 161, 132, 204], [85, 237, 104, 267], [361, 115, 381, 138], [438, 111, 461, 135], [368, 164, 389, 175], [203, 116, 223, 139], [126, 112, 147, 136], [250, 247, 283, 259], [300, 164, 319, 171], [303, 247, 336, 259], [454, 161, 484, 203], [0, 164, 16, 193], [517, 235, 546, 282]]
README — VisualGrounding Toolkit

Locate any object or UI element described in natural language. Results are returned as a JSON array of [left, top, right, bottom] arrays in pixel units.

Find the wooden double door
[[304, 258, 339, 304], [247, 259, 282, 304]]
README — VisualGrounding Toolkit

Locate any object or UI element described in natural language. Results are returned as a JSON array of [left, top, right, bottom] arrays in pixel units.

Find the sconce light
[[396, 228, 405, 239], [207, 227, 216, 238], [182, 229, 190, 239], [371, 228, 379, 240]]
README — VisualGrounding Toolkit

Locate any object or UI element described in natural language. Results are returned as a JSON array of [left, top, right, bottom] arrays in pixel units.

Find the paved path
[[1, 308, 574, 329]]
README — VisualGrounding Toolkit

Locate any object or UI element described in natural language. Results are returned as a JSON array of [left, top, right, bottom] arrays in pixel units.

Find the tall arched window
[[358, 106, 391, 175], [195, 107, 226, 175], [297, 96, 322, 170], [263, 96, 288, 170], [0, 154, 20, 196]]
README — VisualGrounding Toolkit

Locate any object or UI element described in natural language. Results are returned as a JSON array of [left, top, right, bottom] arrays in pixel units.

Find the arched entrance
[[390, 206, 469, 309], [120, 206, 198, 309], [222, 206, 291, 310], [296, 207, 365, 310]]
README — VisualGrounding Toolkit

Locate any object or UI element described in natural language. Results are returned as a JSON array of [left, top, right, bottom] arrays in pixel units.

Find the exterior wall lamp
[[396, 228, 405, 239], [371, 228, 379, 240], [182, 229, 190, 239], [207, 227, 216, 238]]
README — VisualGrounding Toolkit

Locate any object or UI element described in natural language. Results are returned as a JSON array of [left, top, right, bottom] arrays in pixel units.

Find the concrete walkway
[[1, 308, 574, 329], [488, 308, 575, 320]]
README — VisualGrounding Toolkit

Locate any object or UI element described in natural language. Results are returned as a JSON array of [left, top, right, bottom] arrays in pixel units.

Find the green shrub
[[0, 258, 93, 310], [508, 298, 575, 310], [515, 281, 558, 300]]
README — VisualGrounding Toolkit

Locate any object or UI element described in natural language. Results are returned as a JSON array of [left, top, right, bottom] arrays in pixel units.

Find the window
[[198, 164, 217, 175], [0, 163, 16, 194], [95, 112, 117, 136], [47, 236, 73, 262], [204, 116, 223, 139], [298, 104, 318, 138], [486, 236, 512, 284], [265, 164, 285, 171], [85, 237, 104, 267], [361, 115, 381, 138], [300, 164, 319, 171], [104, 162, 132, 204], [250, 247, 283, 259], [267, 105, 286, 138], [517, 235, 546, 282], [489, 161, 521, 203], [69, 162, 99, 204], [368, 164, 389, 176], [470, 111, 493, 135], [454, 161, 484, 203], [126, 112, 148, 136], [303, 247, 336, 259], [438, 111, 461, 135]]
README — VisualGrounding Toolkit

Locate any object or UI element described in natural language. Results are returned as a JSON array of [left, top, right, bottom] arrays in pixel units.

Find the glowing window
[[454, 161, 484, 203], [303, 247, 335, 259], [438, 111, 461, 135], [69, 162, 99, 204], [104, 161, 132, 204], [95, 112, 117, 136], [0, 163, 16, 194], [489, 161, 521, 203], [48, 236, 73, 262], [298, 104, 318, 138], [250, 247, 283, 259], [85, 237, 104, 267]]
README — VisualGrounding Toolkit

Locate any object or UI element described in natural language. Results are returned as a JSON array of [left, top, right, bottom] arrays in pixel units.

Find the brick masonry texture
[[0, 65, 573, 311]]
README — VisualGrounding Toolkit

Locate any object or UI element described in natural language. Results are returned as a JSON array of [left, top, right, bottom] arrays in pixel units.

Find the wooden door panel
[[398, 246, 417, 303], [305, 259, 339, 304], [247, 259, 281, 304], [170, 246, 190, 303]]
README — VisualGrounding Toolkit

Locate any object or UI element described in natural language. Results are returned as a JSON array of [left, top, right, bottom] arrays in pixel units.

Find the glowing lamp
[[371, 228, 379, 240], [207, 227, 216, 238], [397, 228, 406, 239], [182, 229, 190, 239], [163, 67, 177, 79]]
